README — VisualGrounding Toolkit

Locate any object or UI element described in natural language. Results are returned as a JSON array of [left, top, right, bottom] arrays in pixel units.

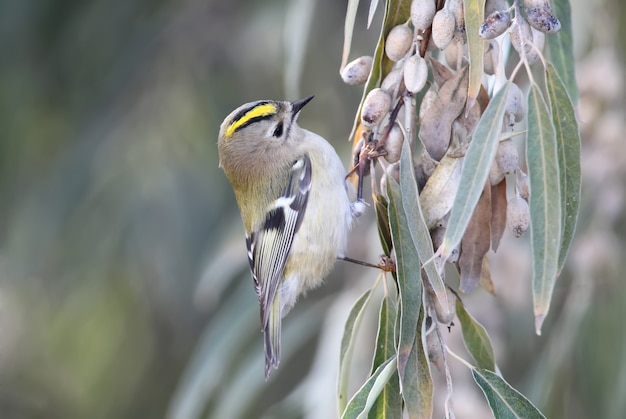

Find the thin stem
[[445, 345, 475, 370], [436, 323, 457, 419], [373, 97, 405, 152]]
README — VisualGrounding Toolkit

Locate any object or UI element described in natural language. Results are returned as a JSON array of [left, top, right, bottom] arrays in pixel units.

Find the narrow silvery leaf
[[367, 0, 380, 28], [338, 289, 374, 412], [464, 0, 486, 112], [387, 176, 421, 389], [456, 299, 496, 371], [546, 0, 578, 105], [402, 308, 433, 419], [399, 137, 448, 323], [341, 356, 397, 419], [526, 83, 561, 334], [472, 368, 546, 418], [369, 297, 402, 418], [341, 0, 360, 71], [441, 82, 511, 259], [545, 63, 581, 275]]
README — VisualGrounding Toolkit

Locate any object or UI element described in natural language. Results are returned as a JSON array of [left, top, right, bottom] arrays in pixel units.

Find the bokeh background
[[0, 0, 625, 418]]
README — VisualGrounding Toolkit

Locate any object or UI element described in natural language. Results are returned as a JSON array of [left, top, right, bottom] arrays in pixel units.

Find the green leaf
[[441, 82, 511, 258], [338, 289, 374, 412], [545, 63, 581, 275], [464, 0, 486, 111], [371, 296, 397, 372], [341, 356, 398, 419], [456, 298, 496, 371], [472, 368, 546, 419], [546, 0, 577, 105], [369, 297, 402, 418], [399, 137, 447, 318], [387, 176, 421, 390], [348, 0, 410, 142], [526, 83, 561, 334], [401, 307, 433, 419]]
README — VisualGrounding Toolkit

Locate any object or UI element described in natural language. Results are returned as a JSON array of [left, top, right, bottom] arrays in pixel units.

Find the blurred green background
[[1, 0, 625, 418]]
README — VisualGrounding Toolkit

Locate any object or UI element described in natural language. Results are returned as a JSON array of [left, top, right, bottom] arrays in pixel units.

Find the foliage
[[336, 0, 580, 417]]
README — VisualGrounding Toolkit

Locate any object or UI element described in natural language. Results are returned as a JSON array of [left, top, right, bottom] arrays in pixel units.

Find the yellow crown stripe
[[226, 103, 278, 137]]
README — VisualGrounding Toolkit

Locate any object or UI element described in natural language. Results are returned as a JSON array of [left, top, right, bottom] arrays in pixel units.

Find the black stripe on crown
[[228, 101, 278, 135]]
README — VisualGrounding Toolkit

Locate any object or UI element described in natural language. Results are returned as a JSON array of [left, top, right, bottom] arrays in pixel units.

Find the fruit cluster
[[340, 0, 562, 296]]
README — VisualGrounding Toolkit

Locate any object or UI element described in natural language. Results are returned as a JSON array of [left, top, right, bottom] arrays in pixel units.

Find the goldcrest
[[217, 96, 365, 378]]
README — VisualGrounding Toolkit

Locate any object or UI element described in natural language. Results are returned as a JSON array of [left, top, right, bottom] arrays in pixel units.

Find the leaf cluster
[[338, 0, 580, 417]]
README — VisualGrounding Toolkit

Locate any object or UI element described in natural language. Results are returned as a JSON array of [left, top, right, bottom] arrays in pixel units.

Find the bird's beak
[[291, 95, 314, 119]]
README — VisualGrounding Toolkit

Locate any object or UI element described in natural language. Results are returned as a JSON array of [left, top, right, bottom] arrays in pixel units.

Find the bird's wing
[[245, 154, 312, 327]]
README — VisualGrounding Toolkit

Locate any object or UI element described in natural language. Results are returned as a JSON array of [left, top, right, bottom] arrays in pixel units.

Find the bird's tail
[[264, 294, 282, 380]]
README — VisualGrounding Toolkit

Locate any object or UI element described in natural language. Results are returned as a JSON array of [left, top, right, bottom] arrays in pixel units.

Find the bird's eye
[[273, 122, 284, 138]]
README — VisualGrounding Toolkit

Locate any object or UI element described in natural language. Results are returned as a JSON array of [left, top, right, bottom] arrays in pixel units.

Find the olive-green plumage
[[217, 96, 364, 378]]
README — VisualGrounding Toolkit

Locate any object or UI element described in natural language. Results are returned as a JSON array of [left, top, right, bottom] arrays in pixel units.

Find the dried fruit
[[509, 17, 533, 57], [449, 0, 466, 37], [506, 196, 530, 237], [516, 171, 530, 201], [509, 17, 542, 64], [341, 55, 373, 85], [527, 27, 545, 64], [479, 10, 512, 39], [483, 40, 499, 75], [431, 225, 446, 249], [496, 139, 519, 174], [485, 0, 509, 16], [525, 2, 561, 33], [411, 0, 436, 31], [381, 68, 404, 95], [420, 155, 463, 229], [385, 24, 413, 62], [432, 8, 456, 49], [425, 328, 443, 369], [361, 88, 392, 128], [419, 65, 469, 161], [380, 162, 400, 196], [432, 286, 457, 324], [489, 158, 505, 185], [504, 82, 526, 126], [444, 37, 466, 70], [430, 217, 458, 258], [385, 161, 400, 183], [384, 124, 404, 163], [403, 54, 428, 93]]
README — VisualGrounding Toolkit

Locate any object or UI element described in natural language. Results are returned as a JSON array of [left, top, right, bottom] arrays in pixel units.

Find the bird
[[217, 96, 365, 378]]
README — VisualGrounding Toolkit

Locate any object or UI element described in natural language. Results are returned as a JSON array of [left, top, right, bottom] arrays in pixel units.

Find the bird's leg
[[338, 255, 396, 272]]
